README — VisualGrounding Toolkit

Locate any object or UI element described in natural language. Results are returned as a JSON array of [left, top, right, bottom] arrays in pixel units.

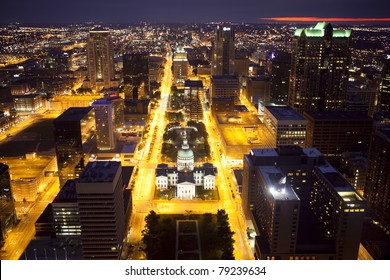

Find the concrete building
[[54, 107, 95, 187], [85, 29, 117, 89], [270, 51, 291, 104], [173, 47, 189, 86], [244, 76, 271, 104], [92, 95, 124, 150], [243, 146, 365, 260], [13, 94, 43, 113], [340, 152, 368, 196], [304, 111, 373, 167], [211, 75, 240, 106], [76, 161, 126, 259], [184, 80, 204, 122], [212, 25, 235, 76], [288, 23, 351, 113], [263, 106, 306, 147], [123, 53, 149, 100]]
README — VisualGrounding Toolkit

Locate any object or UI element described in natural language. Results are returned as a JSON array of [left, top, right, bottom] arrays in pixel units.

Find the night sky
[[0, 0, 389, 24]]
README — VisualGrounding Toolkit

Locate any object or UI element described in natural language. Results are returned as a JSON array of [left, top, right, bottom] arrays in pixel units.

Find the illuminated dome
[[177, 138, 194, 172]]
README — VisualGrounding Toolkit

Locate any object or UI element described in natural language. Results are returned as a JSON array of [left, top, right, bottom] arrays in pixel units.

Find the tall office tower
[[211, 75, 240, 105], [123, 53, 149, 100], [184, 80, 204, 122], [304, 111, 373, 167], [212, 25, 235, 76], [173, 47, 189, 86], [86, 28, 115, 89], [288, 22, 351, 113], [365, 125, 390, 236], [52, 180, 81, 238], [76, 161, 125, 259], [270, 51, 291, 104], [0, 163, 17, 245], [54, 107, 96, 187], [92, 95, 124, 150], [379, 55, 390, 112], [243, 147, 365, 260]]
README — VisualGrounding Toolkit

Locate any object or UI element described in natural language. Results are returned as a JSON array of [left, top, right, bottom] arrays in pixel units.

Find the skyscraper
[[92, 95, 124, 150], [270, 51, 291, 104], [365, 125, 390, 236], [76, 161, 125, 259], [243, 147, 365, 260], [86, 28, 116, 89], [54, 107, 95, 187], [123, 53, 149, 100], [212, 25, 235, 76], [379, 55, 390, 112], [288, 22, 351, 113], [173, 47, 189, 86], [184, 80, 204, 122]]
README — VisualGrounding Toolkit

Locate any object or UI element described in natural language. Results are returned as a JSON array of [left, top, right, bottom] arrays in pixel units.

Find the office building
[[379, 55, 390, 112], [123, 53, 149, 100], [304, 111, 372, 167], [76, 161, 125, 259], [270, 51, 291, 104], [244, 76, 271, 104], [243, 147, 365, 260], [13, 94, 43, 113], [212, 25, 235, 76], [92, 95, 124, 150], [54, 107, 96, 187], [211, 75, 240, 106], [365, 125, 390, 237], [263, 106, 306, 147], [184, 80, 204, 122], [173, 47, 189, 86], [288, 22, 351, 113], [340, 152, 367, 196], [52, 180, 81, 238], [85, 29, 116, 89], [0, 163, 17, 246]]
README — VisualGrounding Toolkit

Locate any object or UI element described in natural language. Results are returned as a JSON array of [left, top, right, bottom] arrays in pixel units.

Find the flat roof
[[258, 166, 300, 201], [54, 107, 93, 123], [302, 148, 322, 158], [251, 148, 278, 157], [53, 180, 77, 203], [79, 161, 120, 183], [265, 106, 305, 121], [185, 80, 203, 88], [3, 156, 54, 181], [304, 111, 372, 121]]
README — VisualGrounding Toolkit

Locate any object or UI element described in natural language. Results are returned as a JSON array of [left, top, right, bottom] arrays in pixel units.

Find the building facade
[[173, 47, 189, 86], [379, 55, 390, 112], [211, 75, 240, 105], [184, 80, 204, 122], [123, 53, 149, 100], [212, 25, 235, 76], [270, 51, 291, 104]]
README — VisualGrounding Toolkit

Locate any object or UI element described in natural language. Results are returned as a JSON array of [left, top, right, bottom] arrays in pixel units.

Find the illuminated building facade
[[0, 163, 17, 245], [173, 47, 189, 86], [288, 22, 351, 113], [123, 53, 149, 100], [365, 125, 390, 237], [85, 29, 116, 89], [13, 94, 43, 113], [304, 111, 373, 167], [184, 80, 204, 122], [212, 25, 235, 76], [243, 146, 365, 260], [76, 161, 125, 259], [263, 106, 306, 147], [379, 55, 390, 112], [54, 107, 96, 187], [92, 95, 124, 150], [211, 75, 240, 105]]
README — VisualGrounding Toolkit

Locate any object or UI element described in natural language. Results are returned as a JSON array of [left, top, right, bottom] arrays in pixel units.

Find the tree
[[216, 209, 235, 260], [141, 211, 161, 259]]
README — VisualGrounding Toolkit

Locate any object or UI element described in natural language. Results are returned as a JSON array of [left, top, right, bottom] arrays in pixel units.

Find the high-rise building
[[173, 47, 189, 86], [52, 180, 81, 238], [0, 163, 17, 245], [76, 161, 125, 259], [92, 95, 124, 150], [379, 55, 390, 112], [340, 152, 368, 196], [123, 53, 149, 100], [85, 29, 116, 89], [263, 106, 307, 147], [365, 125, 390, 237], [211, 75, 240, 105], [212, 25, 235, 76], [243, 147, 365, 260], [270, 51, 291, 104], [184, 80, 204, 122], [288, 22, 351, 113], [304, 111, 373, 167], [54, 107, 95, 187]]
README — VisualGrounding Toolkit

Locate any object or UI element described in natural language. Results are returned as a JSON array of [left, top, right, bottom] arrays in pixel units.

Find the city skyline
[[1, 0, 390, 24]]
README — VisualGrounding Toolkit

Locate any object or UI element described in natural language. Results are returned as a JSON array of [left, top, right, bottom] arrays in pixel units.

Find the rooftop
[[294, 22, 351, 38], [304, 110, 372, 121], [185, 80, 203, 88], [53, 180, 77, 203], [54, 107, 93, 123], [265, 106, 305, 121], [251, 148, 278, 157], [258, 166, 300, 201], [79, 161, 120, 183]]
